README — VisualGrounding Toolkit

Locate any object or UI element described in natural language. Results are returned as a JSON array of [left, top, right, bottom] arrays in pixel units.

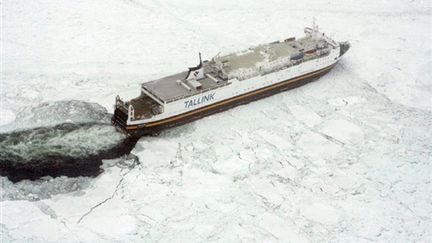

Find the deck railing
[[115, 95, 135, 121]]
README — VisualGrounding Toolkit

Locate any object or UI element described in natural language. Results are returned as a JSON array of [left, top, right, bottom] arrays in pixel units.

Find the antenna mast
[[312, 17, 319, 39]]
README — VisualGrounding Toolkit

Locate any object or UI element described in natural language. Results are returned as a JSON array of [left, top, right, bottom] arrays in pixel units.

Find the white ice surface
[[0, 109, 15, 127], [2, 0, 432, 242]]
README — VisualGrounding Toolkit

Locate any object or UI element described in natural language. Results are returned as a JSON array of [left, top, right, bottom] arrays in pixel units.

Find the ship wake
[[0, 101, 140, 182]]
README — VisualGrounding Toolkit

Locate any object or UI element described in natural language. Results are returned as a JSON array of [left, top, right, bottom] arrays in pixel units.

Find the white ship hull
[[112, 26, 350, 135]]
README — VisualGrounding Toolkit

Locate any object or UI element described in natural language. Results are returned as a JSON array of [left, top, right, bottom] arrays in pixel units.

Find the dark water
[[0, 122, 140, 182], [0, 101, 141, 182]]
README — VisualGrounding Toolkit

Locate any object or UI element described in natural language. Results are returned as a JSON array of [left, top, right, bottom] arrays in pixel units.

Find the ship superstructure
[[112, 23, 350, 135]]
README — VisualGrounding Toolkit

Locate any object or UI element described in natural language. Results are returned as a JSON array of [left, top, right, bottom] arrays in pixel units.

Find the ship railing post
[[116, 95, 127, 107], [128, 104, 135, 122], [115, 95, 121, 107]]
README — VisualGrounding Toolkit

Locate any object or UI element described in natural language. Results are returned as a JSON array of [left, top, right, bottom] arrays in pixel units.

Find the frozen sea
[[1, 0, 431, 242]]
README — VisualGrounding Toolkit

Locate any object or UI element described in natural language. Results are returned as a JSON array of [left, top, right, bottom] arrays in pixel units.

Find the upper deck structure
[[141, 63, 229, 104], [141, 27, 333, 104]]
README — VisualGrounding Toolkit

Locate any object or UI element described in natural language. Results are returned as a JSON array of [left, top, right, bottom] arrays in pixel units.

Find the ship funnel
[[186, 53, 204, 80]]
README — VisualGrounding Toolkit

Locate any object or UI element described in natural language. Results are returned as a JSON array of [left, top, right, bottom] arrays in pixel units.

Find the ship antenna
[[312, 17, 318, 32], [199, 52, 202, 66]]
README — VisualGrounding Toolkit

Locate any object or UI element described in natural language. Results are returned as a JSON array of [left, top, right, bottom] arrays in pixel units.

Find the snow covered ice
[[1, 0, 431, 242]]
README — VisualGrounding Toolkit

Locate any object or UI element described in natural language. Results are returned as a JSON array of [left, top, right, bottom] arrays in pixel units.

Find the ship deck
[[142, 65, 230, 103], [141, 35, 328, 104], [128, 95, 160, 119], [219, 35, 326, 73]]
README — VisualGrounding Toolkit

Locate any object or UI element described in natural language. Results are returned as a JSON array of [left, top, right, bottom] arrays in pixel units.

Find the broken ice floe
[[0, 175, 92, 201], [0, 100, 111, 133]]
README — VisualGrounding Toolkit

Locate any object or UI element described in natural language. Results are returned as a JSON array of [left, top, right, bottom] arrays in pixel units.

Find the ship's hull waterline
[[114, 63, 336, 136]]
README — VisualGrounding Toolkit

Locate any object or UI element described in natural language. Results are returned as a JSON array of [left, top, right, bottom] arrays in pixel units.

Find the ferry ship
[[112, 23, 350, 135]]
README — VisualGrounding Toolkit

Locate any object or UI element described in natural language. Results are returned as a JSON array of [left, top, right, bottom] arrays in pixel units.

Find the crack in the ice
[[204, 220, 229, 241], [255, 224, 280, 241], [76, 156, 141, 225], [77, 175, 125, 224], [35, 201, 57, 219], [312, 129, 346, 146]]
